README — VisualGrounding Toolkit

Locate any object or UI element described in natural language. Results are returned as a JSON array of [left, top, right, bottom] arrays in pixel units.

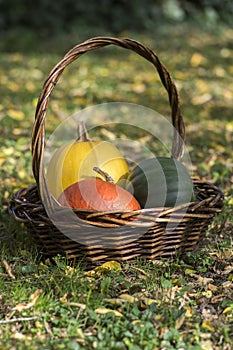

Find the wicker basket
[[9, 37, 224, 265]]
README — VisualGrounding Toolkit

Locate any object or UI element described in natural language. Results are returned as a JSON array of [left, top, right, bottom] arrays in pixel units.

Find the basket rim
[[9, 178, 224, 227]]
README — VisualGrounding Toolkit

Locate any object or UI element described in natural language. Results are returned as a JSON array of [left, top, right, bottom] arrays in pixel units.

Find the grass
[[0, 20, 233, 349]]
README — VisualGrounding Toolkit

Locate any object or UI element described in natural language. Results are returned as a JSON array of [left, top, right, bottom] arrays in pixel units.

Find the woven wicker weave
[[9, 37, 224, 265]]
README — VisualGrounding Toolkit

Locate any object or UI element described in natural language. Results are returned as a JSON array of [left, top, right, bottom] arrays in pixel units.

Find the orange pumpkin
[[58, 178, 141, 211]]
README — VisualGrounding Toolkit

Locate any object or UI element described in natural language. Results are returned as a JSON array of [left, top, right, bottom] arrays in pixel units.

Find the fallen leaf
[[60, 293, 68, 304], [94, 308, 123, 317], [35, 321, 43, 329], [132, 320, 141, 324], [190, 52, 207, 67], [171, 279, 183, 287], [13, 289, 42, 312], [18, 169, 27, 180], [7, 81, 20, 92], [184, 305, 193, 317], [2, 259, 15, 280], [10, 332, 31, 340], [132, 82, 146, 93], [175, 314, 186, 330], [201, 320, 215, 332], [200, 339, 214, 350], [222, 281, 233, 289], [86, 261, 121, 278], [211, 294, 224, 304], [223, 306, 233, 314], [119, 294, 137, 303], [196, 276, 214, 286], [202, 290, 213, 299], [7, 109, 25, 120], [131, 266, 149, 277], [223, 264, 233, 274], [213, 66, 226, 77], [192, 93, 212, 105], [141, 297, 160, 306], [100, 261, 121, 271], [207, 283, 218, 292]]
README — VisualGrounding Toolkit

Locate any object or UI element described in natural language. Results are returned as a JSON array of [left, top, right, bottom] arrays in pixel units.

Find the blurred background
[[1, 0, 232, 52]]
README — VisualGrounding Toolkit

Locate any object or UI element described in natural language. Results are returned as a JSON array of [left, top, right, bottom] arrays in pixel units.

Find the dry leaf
[[200, 339, 214, 350], [7, 109, 25, 120], [132, 320, 141, 324], [10, 332, 31, 340], [207, 283, 218, 292], [60, 293, 68, 304], [67, 302, 86, 309], [175, 314, 186, 330], [86, 261, 121, 278], [223, 306, 232, 314], [94, 308, 123, 317], [104, 298, 127, 305], [141, 297, 160, 306], [2, 259, 16, 280], [223, 250, 233, 259], [13, 289, 42, 312], [35, 321, 43, 329], [223, 265, 233, 275], [184, 305, 193, 317], [192, 93, 212, 105], [132, 82, 146, 93], [222, 281, 233, 289], [190, 52, 206, 67], [202, 320, 215, 332], [211, 294, 224, 304], [119, 294, 137, 303], [196, 276, 214, 286], [97, 261, 121, 271], [202, 290, 213, 299]]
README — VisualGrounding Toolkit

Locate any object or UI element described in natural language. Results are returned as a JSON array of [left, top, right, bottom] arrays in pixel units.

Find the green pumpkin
[[122, 157, 194, 209]]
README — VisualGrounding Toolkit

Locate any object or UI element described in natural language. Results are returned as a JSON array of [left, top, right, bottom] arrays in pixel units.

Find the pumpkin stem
[[77, 120, 91, 142], [93, 166, 115, 184]]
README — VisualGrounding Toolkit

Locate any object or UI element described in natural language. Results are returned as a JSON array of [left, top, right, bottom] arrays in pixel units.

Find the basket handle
[[31, 36, 185, 187]]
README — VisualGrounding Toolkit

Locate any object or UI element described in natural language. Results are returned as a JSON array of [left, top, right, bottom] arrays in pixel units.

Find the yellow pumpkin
[[46, 122, 129, 198]]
